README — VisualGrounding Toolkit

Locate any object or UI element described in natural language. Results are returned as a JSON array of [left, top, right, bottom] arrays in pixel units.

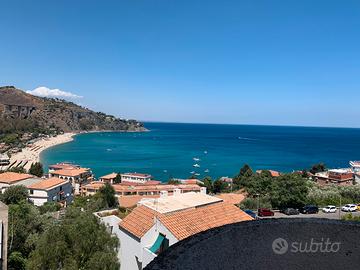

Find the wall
[[0, 202, 8, 270]]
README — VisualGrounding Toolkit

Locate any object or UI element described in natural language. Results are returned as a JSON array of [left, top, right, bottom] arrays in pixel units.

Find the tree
[[8, 251, 27, 270], [239, 164, 253, 177], [29, 162, 44, 177], [98, 183, 117, 208], [310, 163, 326, 174], [202, 176, 213, 193], [212, 179, 226, 194], [39, 202, 61, 214], [7, 166, 26, 174], [233, 164, 254, 189], [167, 179, 180, 185], [27, 208, 120, 270], [270, 174, 309, 209], [1, 185, 28, 205], [113, 173, 122, 184]]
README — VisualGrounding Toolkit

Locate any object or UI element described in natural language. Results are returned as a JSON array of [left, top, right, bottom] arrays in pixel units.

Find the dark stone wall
[[145, 218, 360, 270]]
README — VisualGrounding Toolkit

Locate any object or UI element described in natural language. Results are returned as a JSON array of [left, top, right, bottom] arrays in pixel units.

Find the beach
[[8, 133, 76, 171]]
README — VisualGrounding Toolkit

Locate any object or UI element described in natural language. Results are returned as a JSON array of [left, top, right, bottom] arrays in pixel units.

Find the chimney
[[200, 187, 207, 194], [173, 188, 181, 196], [160, 190, 168, 198]]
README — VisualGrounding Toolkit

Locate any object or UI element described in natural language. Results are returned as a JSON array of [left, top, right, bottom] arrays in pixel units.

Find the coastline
[[8, 133, 76, 171]]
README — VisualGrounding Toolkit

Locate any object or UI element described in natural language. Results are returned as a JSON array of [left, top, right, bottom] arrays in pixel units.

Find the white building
[[120, 173, 152, 184], [118, 190, 252, 270], [0, 172, 42, 193], [50, 167, 92, 195], [28, 177, 73, 206], [350, 161, 360, 184]]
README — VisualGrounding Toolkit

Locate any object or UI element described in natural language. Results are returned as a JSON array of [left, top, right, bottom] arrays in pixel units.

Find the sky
[[0, 0, 360, 127]]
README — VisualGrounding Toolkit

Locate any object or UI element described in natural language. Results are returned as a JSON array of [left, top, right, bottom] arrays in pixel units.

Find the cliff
[[0, 86, 146, 133]]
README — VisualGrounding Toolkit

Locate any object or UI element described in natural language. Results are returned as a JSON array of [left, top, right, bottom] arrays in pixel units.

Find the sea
[[40, 122, 360, 182]]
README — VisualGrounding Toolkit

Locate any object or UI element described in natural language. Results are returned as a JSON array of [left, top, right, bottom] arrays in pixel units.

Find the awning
[[149, 234, 165, 254]]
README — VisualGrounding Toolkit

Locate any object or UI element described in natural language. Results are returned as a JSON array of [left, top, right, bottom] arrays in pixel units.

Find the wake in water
[[238, 136, 257, 141]]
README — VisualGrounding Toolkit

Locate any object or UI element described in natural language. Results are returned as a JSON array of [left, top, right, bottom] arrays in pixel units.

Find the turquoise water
[[40, 122, 360, 181]]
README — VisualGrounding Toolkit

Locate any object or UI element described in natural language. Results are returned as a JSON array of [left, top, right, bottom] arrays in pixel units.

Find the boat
[[190, 171, 195, 174], [195, 173, 201, 176], [193, 164, 200, 168], [193, 157, 201, 161], [204, 169, 209, 173], [204, 151, 208, 154]]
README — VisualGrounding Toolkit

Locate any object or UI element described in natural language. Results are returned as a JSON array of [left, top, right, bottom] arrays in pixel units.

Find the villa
[[118, 190, 252, 270], [314, 169, 354, 186], [28, 177, 73, 206], [120, 173, 152, 184], [50, 167, 92, 195], [99, 172, 119, 184], [48, 162, 80, 173]]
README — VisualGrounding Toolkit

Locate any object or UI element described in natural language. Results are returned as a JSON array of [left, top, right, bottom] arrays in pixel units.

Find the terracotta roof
[[159, 202, 252, 240], [0, 172, 33, 184], [100, 173, 118, 180], [28, 177, 68, 190], [256, 170, 280, 177], [119, 201, 252, 240], [118, 195, 159, 208], [215, 193, 246, 205], [119, 205, 158, 239], [49, 163, 79, 170], [52, 168, 89, 177]]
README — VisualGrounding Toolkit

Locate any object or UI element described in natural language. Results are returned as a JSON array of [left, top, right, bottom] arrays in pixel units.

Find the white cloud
[[27, 86, 83, 99]]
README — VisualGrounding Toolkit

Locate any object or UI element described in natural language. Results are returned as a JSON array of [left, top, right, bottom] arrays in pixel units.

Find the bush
[[29, 162, 44, 177], [1, 185, 28, 205], [307, 185, 360, 207], [39, 202, 61, 214]]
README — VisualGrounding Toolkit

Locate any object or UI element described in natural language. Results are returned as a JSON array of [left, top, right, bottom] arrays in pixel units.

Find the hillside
[[0, 86, 146, 134]]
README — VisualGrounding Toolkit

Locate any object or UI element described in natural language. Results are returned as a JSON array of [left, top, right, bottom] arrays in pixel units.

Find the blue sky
[[1, 0, 359, 127]]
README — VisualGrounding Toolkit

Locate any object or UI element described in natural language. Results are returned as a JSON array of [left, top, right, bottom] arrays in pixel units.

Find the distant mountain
[[0, 86, 146, 133]]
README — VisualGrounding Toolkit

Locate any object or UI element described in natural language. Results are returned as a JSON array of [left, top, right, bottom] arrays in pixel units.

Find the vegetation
[[27, 208, 119, 270], [1, 185, 28, 205], [113, 173, 122, 184], [342, 213, 360, 222], [38, 202, 61, 215], [310, 162, 326, 174], [29, 162, 44, 177], [99, 183, 118, 209], [167, 178, 181, 185], [7, 166, 27, 174]]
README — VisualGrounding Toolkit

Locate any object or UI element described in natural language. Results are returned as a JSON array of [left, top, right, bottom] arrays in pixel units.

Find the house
[[314, 169, 354, 186], [99, 173, 119, 184], [0, 172, 42, 193], [50, 167, 92, 195], [81, 182, 202, 198], [120, 173, 152, 184], [118, 190, 252, 270], [28, 177, 73, 206]]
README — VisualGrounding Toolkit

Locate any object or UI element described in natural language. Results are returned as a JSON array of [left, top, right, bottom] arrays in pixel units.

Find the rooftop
[[29, 177, 68, 190], [138, 192, 222, 214], [215, 193, 246, 205], [52, 168, 89, 177], [329, 168, 353, 174], [121, 172, 152, 178], [0, 172, 33, 184], [100, 173, 118, 180], [118, 194, 160, 208]]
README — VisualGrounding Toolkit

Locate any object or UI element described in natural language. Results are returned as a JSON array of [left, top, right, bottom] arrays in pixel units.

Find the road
[[259, 210, 360, 220]]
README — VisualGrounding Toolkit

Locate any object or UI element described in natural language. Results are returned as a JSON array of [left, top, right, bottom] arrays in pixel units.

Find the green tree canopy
[[310, 163, 326, 174], [29, 162, 44, 177], [27, 208, 120, 270], [113, 173, 122, 184], [1, 185, 28, 205], [98, 183, 117, 208], [7, 166, 26, 174]]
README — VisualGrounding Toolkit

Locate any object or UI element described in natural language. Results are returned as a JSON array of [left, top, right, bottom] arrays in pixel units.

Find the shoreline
[[8, 133, 76, 171]]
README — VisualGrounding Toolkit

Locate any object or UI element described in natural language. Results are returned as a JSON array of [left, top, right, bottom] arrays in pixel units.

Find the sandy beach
[[7, 133, 76, 171]]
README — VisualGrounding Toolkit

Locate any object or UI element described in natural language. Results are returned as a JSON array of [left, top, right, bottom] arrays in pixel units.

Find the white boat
[[204, 151, 208, 154], [193, 164, 200, 168], [195, 173, 201, 176], [204, 169, 209, 173], [190, 171, 195, 174], [193, 157, 201, 161]]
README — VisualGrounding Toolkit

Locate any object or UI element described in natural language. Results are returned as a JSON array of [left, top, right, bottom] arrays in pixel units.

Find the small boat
[[163, 170, 168, 173], [204, 169, 209, 173], [193, 164, 200, 168], [204, 151, 208, 154], [193, 157, 200, 161], [190, 171, 195, 174], [195, 173, 201, 176]]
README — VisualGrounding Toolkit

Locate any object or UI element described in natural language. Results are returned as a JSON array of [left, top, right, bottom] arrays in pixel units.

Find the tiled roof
[[256, 170, 280, 177], [119, 205, 157, 239], [52, 168, 89, 177], [100, 173, 118, 180], [159, 202, 252, 240], [215, 193, 246, 205], [0, 172, 33, 184], [29, 177, 68, 190], [119, 201, 252, 240], [118, 195, 160, 208]]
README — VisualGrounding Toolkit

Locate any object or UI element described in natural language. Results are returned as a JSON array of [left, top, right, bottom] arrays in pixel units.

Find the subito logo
[[272, 238, 289, 255]]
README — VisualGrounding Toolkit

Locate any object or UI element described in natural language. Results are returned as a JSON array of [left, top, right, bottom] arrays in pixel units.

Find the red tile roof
[[28, 177, 68, 190], [118, 195, 160, 208], [0, 172, 33, 184], [52, 168, 89, 177]]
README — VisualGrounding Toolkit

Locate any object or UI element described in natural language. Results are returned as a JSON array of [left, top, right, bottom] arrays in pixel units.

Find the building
[[28, 177, 73, 206], [0, 202, 8, 270], [350, 161, 360, 184], [0, 172, 42, 193], [50, 167, 92, 194], [121, 173, 152, 184], [314, 169, 354, 186], [48, 162, 80, 173], [99, 173, 119, 184], [82, 182, 202, 198], [118, 191, 252, 270]]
